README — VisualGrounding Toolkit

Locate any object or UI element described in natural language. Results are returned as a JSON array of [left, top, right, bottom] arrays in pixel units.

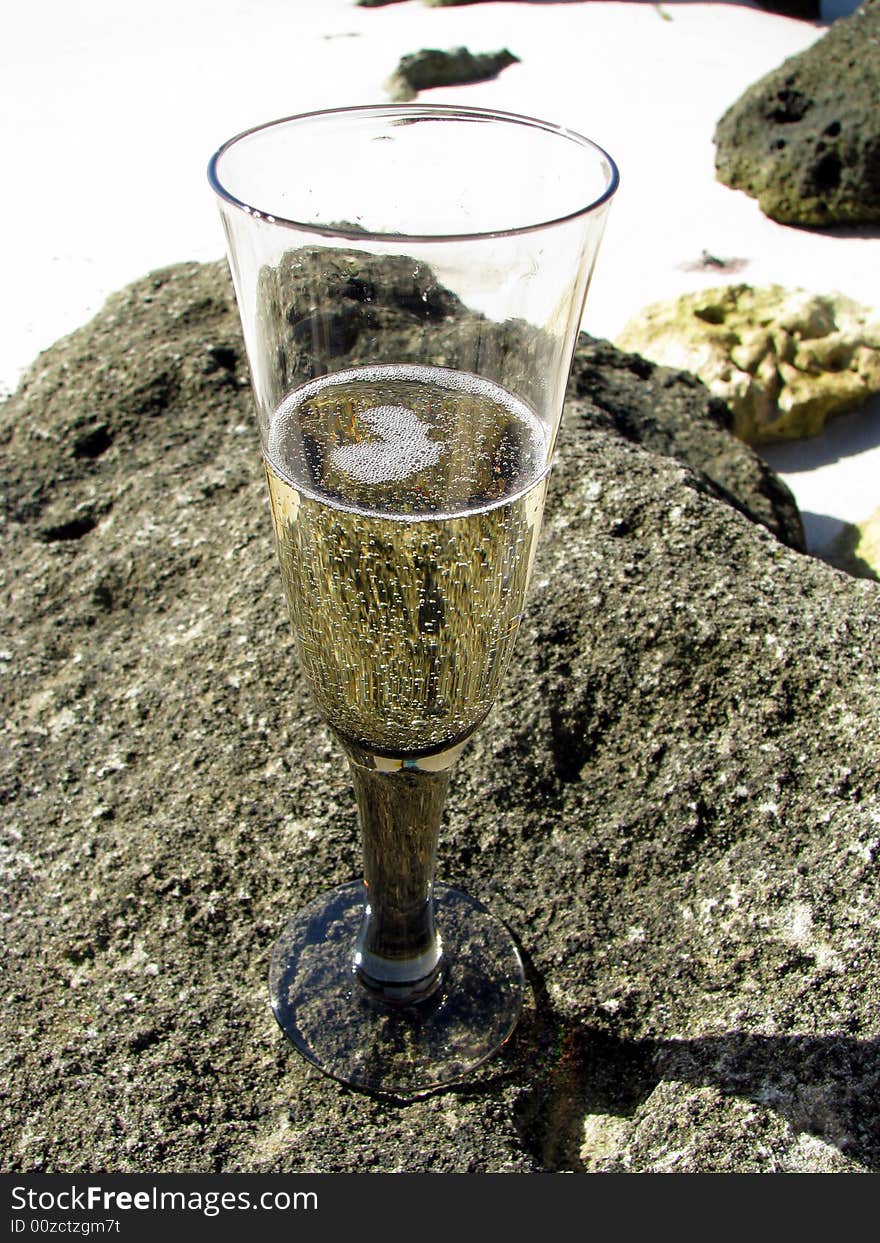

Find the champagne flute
[[208, 104, 618, 1094]]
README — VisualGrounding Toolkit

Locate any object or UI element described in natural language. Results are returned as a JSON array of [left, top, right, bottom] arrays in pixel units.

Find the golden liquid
[[264, 365, 548, 757]]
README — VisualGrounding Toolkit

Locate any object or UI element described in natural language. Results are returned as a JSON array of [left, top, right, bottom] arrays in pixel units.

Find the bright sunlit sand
[[2, 0, 877, 554]]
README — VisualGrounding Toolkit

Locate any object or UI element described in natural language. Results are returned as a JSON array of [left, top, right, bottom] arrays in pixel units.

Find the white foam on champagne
[[266, 364, 549, 520], [329, 404, 442, 484]]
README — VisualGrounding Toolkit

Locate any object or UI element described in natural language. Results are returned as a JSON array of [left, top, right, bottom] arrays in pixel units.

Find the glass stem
[[342, 742, 461, 1005]]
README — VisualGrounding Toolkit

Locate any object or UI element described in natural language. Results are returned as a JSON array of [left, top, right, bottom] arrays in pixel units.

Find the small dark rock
[[386, 46, 520, 102], [714, 0, 880, 226], [679, 251, 749, 274]]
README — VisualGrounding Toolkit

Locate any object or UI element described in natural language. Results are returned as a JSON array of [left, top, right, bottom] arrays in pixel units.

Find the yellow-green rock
[[616, 285, 880, 445], [829, 505, 880, 581]]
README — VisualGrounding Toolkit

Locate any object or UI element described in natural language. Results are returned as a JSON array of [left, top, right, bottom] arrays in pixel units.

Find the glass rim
[[207, 103, 619, 244]]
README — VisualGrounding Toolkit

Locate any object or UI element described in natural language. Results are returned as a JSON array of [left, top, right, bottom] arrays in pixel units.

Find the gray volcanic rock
[[2, 262, 878, 1173], [386, 46, 520, 101], [714, 0, 880, 227], [567, 338, 805, 551]]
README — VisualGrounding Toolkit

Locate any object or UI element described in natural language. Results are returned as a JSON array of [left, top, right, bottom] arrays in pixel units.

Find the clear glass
[[209, 104, 617, 1095]]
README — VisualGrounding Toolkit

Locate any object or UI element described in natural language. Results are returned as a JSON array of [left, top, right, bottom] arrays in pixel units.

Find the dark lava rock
[[567, 339, 804, 552], [714, 0, 880, 227], [387, 46, 520, 102], [2, 261, 878, 1173]]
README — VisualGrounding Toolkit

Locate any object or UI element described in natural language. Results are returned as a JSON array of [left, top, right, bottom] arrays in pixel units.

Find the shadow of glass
[[510, 1002, 880, 1171]]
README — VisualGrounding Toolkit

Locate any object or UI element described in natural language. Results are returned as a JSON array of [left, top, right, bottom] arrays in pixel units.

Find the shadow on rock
[[511, 997, 880, 1171]]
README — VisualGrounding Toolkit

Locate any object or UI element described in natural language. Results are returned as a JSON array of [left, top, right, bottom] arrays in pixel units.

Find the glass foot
[[269, 881, 523, 1095]]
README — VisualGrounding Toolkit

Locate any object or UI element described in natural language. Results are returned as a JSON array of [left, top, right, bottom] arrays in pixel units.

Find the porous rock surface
[[616, 284, 880, 444], [714, 0, 880, 227], [2, 261, 878, 1173]]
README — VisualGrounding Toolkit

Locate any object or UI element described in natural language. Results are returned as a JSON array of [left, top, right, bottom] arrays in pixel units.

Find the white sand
[[2, 0, 876, 550]]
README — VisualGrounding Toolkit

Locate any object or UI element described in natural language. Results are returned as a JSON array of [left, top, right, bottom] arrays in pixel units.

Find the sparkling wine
[[264, 364, 549, 758]]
